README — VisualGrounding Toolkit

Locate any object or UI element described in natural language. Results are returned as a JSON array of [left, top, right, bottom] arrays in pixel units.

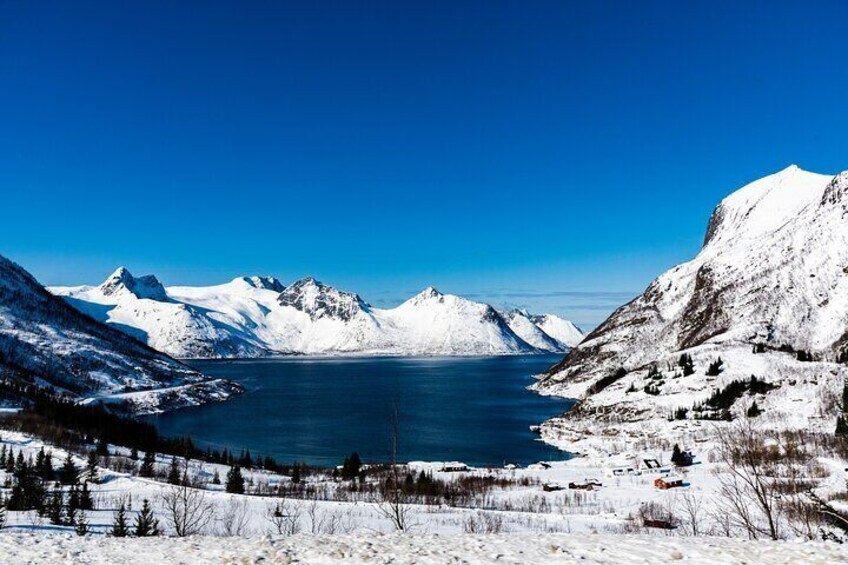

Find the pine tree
[[60, 453, 78, 485], [79, 482, 94, 511], [747, 401, 762, 418], [225, 465, 245, 494], [167, 457, 182, 485], [670, 444, 684, 466], [4, 449, 14, 473], [111, 502, 129, 537], [74, 511, 89, 536], [291, 463, 301, 484], [836, 415, 848, 436], [139, 451, 155, 478], [96, 438, 108, 457], [86, 450, 99, 483], [134, 498, 160, 537], [211, 469, 221, 485], [130, 447, 138, 461], [47, 489, 63, 525], [40, 451, 53, 481], [678, 354, 695, 376]]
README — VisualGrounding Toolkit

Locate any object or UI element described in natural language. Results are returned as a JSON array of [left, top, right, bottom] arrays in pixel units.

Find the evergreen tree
[[130, 447, 138, 461], [678, 354, 695, 376], [46, 489, 63, 525], [86, 450, 99, 483], [747, 401, 762, 418], [40, 451, 53, 481], [96, 438, 108, 457], [225, 465, 245, 494], [0, 445, 6, 468], [4, 449, 14, 473], [211, 469, 221, 485], [167, 457, 182, 485], [706, 357, 724, 376], [0, 492, 6, 530], [111, 502, 129, 537], [134, 499, 160, 537], [836, 415, 848, 436], [60, 453, 78, 485], [139, 451, 155, 478], [291, 463, 301, 484], [74, 511, 89, 536], [341, 452, 362, 481], [79, 482, 94, 511], [670, 444, 684, 466]]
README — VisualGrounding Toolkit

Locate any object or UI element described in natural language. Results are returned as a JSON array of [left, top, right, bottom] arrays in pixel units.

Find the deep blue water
[[150, 355, 574, 468]]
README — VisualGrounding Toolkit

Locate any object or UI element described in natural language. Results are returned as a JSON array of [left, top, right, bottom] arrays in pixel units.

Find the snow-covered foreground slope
[[53, 274, 584, 358], [535, 165, 848, 453], [0, 255, 241, 413], [0, 532, 840, 564], [0, 429, 845, 563]]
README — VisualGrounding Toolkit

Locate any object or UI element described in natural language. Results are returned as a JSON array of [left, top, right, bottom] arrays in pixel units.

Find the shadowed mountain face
[[0, 255, 241, 413]]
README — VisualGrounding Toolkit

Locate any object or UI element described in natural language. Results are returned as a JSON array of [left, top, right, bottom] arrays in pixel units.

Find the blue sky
[[2, 1, 847, 328]]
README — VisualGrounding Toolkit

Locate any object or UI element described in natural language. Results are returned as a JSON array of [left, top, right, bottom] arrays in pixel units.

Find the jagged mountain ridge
[[52, 273, 584, 358], [0, 255, 241, 413], [534, 166, 848, 448]]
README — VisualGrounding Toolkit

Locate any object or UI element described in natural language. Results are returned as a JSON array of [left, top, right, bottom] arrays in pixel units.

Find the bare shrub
[[161, 481, 216, 537], [462, 511, 507, 533], [216, 497, 252, 537], [266, 499, 302, 535]]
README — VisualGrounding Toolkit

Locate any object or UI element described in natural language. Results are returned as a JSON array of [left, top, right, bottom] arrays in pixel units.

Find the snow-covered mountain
[[535, 166, 848, 450], [0, 255, 241, 413], [503, 310, 572, 352], [53, 274, 583, 358]]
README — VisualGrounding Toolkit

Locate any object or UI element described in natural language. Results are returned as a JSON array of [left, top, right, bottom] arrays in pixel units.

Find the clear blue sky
[[2, 1, 847, 328]]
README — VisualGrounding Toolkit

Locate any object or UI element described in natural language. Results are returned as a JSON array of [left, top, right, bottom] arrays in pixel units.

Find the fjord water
[[151, 355, 573, 467]]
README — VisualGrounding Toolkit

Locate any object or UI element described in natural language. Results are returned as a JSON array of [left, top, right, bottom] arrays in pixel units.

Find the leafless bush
[[161, 481, 216, 537], [265, 499, 302, 535], [676, 490, 705, 536], [216, 497, 252, 537], [462, 511, 507, 533]]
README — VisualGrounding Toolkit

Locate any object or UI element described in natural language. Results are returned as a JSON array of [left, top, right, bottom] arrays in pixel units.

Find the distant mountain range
[[51, 273, 584, 358], [535, 166, 848, 451], [0, 255, 241, 414]]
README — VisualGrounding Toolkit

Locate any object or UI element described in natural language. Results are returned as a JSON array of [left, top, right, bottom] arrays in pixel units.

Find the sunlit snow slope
[[53, 276, 584, 358]]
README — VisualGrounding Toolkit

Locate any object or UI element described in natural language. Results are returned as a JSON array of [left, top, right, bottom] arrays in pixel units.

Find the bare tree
[[676, 490, 705, 536], [265, 500, 302, 536], [161, 479, 216, 537], [713, 422, 783, 540], [216, 497, 252, 537], [374, 405, 416, 532]]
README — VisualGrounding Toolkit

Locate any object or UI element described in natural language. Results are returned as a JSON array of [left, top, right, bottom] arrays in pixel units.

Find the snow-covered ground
[[0, 532, 843, 564], [51, 273, 584, 358]]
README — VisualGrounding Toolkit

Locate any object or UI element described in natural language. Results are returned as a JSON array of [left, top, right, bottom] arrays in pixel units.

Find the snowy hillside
[[53, 275, 583, 358], [0, 255, 241, 413], [535, 165, 848, 453]]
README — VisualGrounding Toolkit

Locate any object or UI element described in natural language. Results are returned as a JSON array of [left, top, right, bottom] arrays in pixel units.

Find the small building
[[439, 462, 469, 472], [642, 458, 661, 469], [654, 476, 684, 489]]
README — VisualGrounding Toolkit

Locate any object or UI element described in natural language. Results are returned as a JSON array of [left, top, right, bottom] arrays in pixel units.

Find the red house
[[654, 476, 684, 489]]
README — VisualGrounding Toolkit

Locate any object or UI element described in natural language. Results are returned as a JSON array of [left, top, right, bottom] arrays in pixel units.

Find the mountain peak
[[278, 277, 367, 321], [100, 267, 167, 301], [238, 276, 285, 292]]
